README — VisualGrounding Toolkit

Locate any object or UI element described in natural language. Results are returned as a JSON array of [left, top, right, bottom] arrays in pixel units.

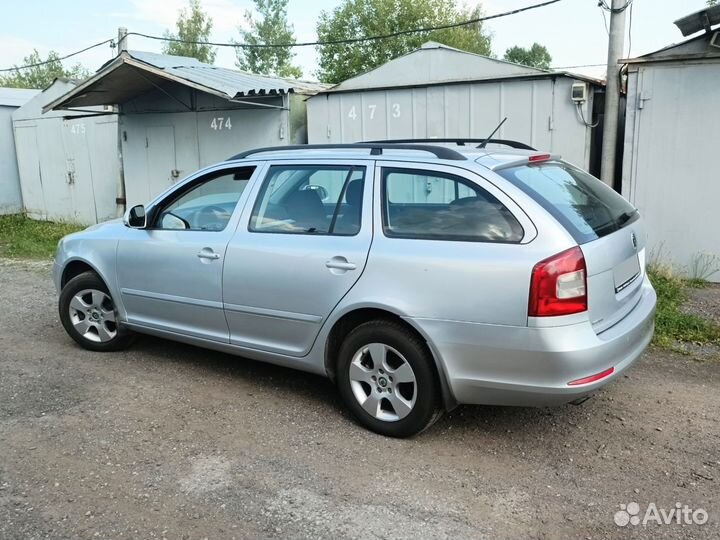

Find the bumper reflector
[[567, 367, 615, 386]]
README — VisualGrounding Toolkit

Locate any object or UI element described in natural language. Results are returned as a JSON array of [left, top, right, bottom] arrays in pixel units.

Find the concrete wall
[[0, 105, 23, 214], [622, 60, 720, 282], [307, 77, 596, 170]]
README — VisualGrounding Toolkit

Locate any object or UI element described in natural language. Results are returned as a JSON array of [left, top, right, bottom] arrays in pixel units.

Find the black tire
[[336, 319, 443, 438], [58, 271, 135, 352]]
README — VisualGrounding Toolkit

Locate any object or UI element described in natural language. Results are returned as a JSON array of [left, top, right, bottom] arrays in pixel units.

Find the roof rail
[[364, 138, 536, 151], [227, 143, 467, 161]]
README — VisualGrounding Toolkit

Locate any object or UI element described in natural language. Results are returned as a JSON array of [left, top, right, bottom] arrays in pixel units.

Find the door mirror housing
[[124, 205, 147, 229]]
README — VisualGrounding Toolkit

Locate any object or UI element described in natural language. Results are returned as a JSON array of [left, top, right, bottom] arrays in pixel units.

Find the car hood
[[83, 217, 123, 233]]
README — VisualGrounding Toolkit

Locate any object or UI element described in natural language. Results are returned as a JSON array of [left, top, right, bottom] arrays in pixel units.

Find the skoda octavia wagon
[[54, 141, 656, 437]]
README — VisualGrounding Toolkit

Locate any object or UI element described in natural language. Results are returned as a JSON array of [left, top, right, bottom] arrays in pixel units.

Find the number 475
[[211, 117, 232, 130]]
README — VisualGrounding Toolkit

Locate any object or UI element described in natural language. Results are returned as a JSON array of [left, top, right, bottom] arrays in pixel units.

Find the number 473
[[347, 104, 401, 120], [210, 117, 232, 130]]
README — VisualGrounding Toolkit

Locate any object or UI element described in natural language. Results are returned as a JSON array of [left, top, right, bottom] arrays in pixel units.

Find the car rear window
[[496, 161, 638, 244]]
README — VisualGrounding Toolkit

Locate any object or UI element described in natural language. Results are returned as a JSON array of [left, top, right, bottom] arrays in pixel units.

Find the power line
[[0, 0, 563, 73], [0, 39, 114, 73], [128, 0, 563, 49], [552, 63, 606, 69], [600, 7, 610, 35]]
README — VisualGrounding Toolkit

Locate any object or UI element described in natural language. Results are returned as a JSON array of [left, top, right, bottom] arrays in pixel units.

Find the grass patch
[[647, 265, 720, 348], [0, 214, 84, 259]]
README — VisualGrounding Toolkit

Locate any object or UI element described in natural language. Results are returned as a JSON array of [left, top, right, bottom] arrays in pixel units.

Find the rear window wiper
[[616, 209, 638, 227]]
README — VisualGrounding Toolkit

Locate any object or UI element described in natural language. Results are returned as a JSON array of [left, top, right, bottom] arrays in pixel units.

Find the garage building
[[46, 50, 325, 210], [621, 5, 720, 281], [307, 42, 605, 176], [0, 88, 38, 215], [13, 79, 121, 224]]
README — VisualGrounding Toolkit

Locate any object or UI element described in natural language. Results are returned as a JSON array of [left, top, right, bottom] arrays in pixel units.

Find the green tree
[[235, 0, 302, 78], [0, 49, 90, 89], [503, 43, 552, 69], [316, 0, 492, 84], [163, 0, 217, 64]]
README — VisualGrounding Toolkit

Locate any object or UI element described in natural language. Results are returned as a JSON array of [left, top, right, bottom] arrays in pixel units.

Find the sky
[[0, 0, 711, 81]]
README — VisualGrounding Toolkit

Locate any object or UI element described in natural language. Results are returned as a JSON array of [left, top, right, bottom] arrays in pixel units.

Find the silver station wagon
[[54, 141, 656, 437]]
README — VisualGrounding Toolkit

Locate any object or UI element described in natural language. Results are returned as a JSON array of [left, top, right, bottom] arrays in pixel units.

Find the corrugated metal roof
[[44, 50, 328, 112], [0, 87, 40, 107], [128, 51, 326, 97], [317, 41, 602, 95]]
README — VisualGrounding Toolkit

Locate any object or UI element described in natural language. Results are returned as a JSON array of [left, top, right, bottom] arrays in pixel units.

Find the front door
[[223, 160, 373, 356], [117, 164, 260, 342]]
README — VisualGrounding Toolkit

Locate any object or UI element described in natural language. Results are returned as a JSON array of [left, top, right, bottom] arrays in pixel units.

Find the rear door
[[581, 221, 646, 332], [222, 160, 373, 356], [497, 160, 645, 332]]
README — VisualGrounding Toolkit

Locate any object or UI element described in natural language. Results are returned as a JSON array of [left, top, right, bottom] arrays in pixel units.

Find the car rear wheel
[[59, 271, 135, 352], [337, 320, 442, 437]]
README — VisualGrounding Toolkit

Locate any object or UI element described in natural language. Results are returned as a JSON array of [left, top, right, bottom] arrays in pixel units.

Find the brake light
[[529, 246, 587, 317], [528, 153, 551, 163]]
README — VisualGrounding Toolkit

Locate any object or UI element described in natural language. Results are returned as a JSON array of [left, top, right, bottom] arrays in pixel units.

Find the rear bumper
[[410, 276, 656, 407]]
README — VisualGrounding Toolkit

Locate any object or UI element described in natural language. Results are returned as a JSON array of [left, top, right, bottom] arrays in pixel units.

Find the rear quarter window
[[497, 161, 638, 244], [381, 168, 524, 243]]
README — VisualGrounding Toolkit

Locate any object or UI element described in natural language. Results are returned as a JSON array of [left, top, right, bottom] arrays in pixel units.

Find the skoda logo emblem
[[631, 232, 638, 250]]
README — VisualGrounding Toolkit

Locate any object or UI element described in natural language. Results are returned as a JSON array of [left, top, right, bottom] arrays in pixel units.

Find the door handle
[[197, 249, 220, 260], [326, 258, 356, 271]]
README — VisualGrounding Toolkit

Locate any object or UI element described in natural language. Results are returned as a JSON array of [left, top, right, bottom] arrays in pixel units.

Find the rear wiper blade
[[616, 209, 638, 226]]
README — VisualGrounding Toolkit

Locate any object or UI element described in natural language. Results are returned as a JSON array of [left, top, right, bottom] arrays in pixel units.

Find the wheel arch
[[323, 306, 457, 411], [60, 259, 105, 289]]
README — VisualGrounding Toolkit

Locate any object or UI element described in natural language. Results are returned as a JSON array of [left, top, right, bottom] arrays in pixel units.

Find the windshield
[[497, 161, 638, 244]]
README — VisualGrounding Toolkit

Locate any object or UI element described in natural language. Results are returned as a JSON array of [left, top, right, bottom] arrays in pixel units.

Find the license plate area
[[614, 255, 641, 294]]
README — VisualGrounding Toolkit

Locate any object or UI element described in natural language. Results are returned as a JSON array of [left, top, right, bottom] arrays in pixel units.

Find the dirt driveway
[[0, 260, 718, 540]]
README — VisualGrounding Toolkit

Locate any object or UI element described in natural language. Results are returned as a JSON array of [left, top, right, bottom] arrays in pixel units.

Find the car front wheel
[[337, 320, 442, 437], [58, 271, 135, 352]]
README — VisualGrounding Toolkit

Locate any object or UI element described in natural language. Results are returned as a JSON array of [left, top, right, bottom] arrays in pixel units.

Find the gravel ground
[[683, 283, 720, 327], [0, 260, 719, 540]]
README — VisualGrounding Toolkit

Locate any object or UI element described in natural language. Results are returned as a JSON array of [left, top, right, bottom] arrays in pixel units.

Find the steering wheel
[[196, 205, 230, 230]]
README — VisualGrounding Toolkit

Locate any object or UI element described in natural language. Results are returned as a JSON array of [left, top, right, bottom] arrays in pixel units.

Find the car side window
[[382, 168, 524, 243], [154, 167, 255, 231], [249, 165, 365, 235]]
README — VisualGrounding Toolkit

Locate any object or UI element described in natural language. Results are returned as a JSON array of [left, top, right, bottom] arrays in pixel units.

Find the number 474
[[211, 117, 232, 130]]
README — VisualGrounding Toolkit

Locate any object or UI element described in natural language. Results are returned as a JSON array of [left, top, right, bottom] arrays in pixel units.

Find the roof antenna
[[478, 117, 507, 148]]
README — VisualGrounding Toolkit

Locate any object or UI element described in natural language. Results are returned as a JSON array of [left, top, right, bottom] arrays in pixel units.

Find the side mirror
[[123, 204, 147, 229]]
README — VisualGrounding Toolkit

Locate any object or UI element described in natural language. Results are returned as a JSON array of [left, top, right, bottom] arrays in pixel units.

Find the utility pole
[[117, 27, 129, 55], [599, 0, 627, 187], [116, 27, 129, 216]]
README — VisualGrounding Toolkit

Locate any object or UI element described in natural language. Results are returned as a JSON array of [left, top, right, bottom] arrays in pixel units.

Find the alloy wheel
[[348, 343, 417, 422], [68, 289, 118, 343]]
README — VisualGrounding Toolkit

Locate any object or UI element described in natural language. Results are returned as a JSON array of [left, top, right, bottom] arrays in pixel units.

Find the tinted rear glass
[[497, 161, 637, 244]]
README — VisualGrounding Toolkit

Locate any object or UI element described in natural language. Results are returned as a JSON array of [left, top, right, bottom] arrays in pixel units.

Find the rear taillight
[[529, 246, 587, 317]]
